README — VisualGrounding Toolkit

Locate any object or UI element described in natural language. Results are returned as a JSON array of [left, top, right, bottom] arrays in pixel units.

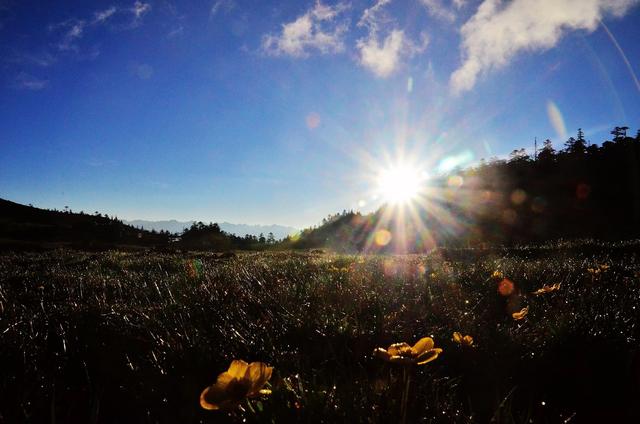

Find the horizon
[[2, 1, 640, 228]]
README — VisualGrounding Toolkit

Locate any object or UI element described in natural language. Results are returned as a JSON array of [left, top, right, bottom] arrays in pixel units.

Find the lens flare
[[546, 101, 566, 140]]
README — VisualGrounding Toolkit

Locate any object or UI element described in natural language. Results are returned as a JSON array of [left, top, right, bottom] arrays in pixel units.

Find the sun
[[377, 165, 425, 205]]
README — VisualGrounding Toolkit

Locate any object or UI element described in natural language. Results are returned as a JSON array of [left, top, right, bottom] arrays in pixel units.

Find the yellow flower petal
[[200, 386, 222, 411], [227, 359, 250, 379], [389, 355, 416, 365], [416, 348, 443, 365], [247, 362, 273, 396], [376, 338, 442, 365], [532, 283, 561, 295], [215, 372, 234, 389], [512, 306, 529, 320], [463, 335, 474, 346], [412, 337, 434, 355], [387, 342, 411, 357], [452, 332, 462, 343], [373, 347, 392, 361], [200, 374, 243, 411]]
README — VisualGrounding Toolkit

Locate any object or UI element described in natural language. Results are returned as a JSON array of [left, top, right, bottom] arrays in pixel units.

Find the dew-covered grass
[[1, 246, 639, 423]]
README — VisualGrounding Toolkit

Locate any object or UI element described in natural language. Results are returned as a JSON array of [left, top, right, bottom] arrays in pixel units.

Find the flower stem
[[400, 366, 412, 424]]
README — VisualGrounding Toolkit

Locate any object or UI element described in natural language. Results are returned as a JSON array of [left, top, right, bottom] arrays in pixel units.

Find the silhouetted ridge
[[0, 198, 169, 248], [0, 200, 280, 251], [289, 126, 640, 251]]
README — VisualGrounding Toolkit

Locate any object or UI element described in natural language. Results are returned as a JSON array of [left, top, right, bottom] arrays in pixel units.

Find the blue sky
[[1, 0, 639, 228]]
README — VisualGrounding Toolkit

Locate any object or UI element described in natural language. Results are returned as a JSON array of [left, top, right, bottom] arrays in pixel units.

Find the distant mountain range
[[123, 219, 298, 239]]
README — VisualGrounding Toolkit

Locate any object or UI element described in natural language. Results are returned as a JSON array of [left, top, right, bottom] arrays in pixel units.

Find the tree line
[[288, 125, 640, 251]]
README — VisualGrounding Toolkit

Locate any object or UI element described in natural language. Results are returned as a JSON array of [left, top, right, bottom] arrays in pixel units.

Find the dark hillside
[[0, 199, 277, 252], [0, 198, 170, 249], [289, 127, 640, 251]]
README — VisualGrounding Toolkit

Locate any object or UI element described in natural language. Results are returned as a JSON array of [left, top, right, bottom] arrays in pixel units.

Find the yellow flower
[[373, 337, 443, 365], [452, 332, 474, 347], [512, 306, 529, 320], [200, 360, 273, 411], [532, 283, 561, 295], [491, 270, 504, 279], [588, 264, 608, 275]]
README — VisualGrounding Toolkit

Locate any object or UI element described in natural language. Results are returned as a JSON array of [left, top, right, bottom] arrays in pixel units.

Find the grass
[[1, 246, 639, 423]]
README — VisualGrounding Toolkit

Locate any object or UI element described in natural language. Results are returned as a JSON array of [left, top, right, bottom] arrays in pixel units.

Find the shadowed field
[[1, 246, 639, 423]]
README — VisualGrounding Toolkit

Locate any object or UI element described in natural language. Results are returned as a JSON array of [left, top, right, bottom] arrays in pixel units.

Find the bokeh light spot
[[511, 189, 527, 205], [374, 229, 392, 246], [498, 278, 515, 296], [576, 183, 591, 200], [306, 112, 321, 129], [448, 175, 464, 188]]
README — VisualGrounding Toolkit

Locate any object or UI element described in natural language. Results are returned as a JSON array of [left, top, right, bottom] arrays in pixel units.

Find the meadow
[[1, 245, 639, 423]]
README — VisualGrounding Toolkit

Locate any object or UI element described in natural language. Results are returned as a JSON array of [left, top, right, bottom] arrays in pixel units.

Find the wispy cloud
[[131, 63, 154, 80], [450, 0, 640, 94], [8, 51, 57, 67], [167, 25, 184, 38], [48, 2, 152, 53], [262, 1, 350, 57], [210, 0, 235, 17], [54, 19, 86, 51], [7, 2, 154, 89], [13, 72, 48, 90], [356, 0, 428, 78], [132, 1, 151, 20], [420, 0, 457, 22], [357, 0, 392, 30], [93, 6, 117, 25]]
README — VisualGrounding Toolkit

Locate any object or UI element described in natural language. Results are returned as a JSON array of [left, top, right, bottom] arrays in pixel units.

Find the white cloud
[[94, 7, 117, 24], [55, 19, 86, 51], [124, 1, 151, 28], [356, 0, 428, 77], [357, 30, 405, 77], [450, 0, 640, 94], [167, 25, 184, 38], [14, 72, 48, 90], [210, 0, 235, 17], [420, 0, 457, 22], [357, 0, 392, 30], [262, 1, 350, 57], [10, 52, 57, 67], [49, 2, 152, 53], [131, 1, 151, 20]]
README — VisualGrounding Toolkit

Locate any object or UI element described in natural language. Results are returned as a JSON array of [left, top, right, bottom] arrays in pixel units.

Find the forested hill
[[0, 199, 279, 251], [0, 198, 170, 249], [287, 126, 640, 252]]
